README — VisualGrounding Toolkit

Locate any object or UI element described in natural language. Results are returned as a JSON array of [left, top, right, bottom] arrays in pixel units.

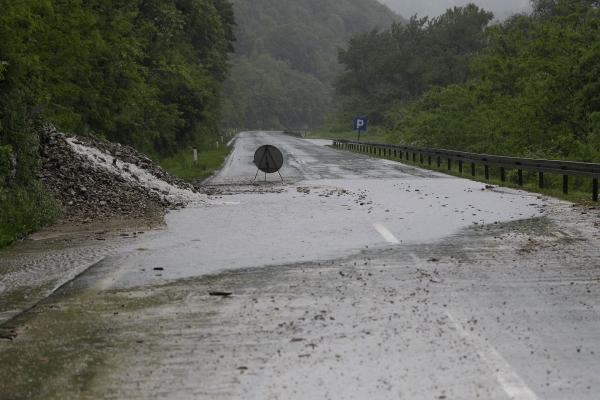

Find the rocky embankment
[[39, 126, 205, 223]]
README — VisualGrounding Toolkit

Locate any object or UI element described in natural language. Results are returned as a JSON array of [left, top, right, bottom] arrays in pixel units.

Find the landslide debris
[[39, 126, 205, 222]]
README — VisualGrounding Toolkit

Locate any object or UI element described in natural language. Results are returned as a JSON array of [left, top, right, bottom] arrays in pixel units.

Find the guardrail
[[333, 139, 600, 201]]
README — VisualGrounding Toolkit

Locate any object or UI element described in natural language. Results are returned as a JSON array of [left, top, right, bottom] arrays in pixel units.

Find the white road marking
[[373, 223, 400, 244], [446, 312, 539, 400]]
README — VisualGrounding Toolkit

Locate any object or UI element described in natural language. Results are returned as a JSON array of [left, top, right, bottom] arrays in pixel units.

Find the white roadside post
[[193, 147, 198, 163]]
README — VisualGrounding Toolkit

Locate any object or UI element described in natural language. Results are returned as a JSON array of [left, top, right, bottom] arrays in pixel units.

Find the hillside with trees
[[0, 0, 235, 245], [334, 4, 493, 126], [334, 0, 600, 163], [222, 0, 401, 130]]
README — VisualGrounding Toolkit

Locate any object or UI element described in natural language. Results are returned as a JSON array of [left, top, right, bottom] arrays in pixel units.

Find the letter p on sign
[[354, 117, 367, 132]]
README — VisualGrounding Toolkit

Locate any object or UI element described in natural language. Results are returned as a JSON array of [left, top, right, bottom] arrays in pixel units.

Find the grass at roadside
[[159, 145, 232, 182], [340, 145, 599, 205], [0, 183, 62, 248], [306, 129, 393, 144]]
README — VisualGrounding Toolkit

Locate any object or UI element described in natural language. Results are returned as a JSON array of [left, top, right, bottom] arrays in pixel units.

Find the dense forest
[[0, 0, 235, 243], [222, 0, 401, 130], [335, 4, 493, 126], [335, 0, 600, 162]]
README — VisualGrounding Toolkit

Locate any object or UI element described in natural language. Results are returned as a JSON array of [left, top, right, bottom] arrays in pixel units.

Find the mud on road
[[1, 132, 599, 399]]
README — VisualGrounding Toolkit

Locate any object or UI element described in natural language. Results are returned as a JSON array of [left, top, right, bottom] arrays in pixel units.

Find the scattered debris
[[0, 328, 17, 341], [209, 291, 233, 297], [39, 125, 205, 223]]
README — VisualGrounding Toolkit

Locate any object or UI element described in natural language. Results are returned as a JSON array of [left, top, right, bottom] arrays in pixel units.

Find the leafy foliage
[[222, 0, 400, 130], [0, 0, 235, 167], [386, 0, 600, 162], [334, 4, 493, 127], [0, 183, 61, 248], [0, 145, 12, 183], [335, 1, 600, 163], [0, 0, 234, 246]]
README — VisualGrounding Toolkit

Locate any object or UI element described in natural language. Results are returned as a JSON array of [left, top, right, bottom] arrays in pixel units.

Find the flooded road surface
[[1, 131, 599, 399]]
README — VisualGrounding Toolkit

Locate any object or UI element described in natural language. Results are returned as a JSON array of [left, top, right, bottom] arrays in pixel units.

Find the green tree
[[386, 0, 600, 162], [334, 4, 492, 127], [0, 0, 235, 245]]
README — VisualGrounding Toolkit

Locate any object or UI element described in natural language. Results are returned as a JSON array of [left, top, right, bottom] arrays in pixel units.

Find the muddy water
[[0, 217, 163, 325], [1, 203, 599, 399], [101, 178, 549, 290], [1, 132, 599, 399], [93, 131, 552, 289]]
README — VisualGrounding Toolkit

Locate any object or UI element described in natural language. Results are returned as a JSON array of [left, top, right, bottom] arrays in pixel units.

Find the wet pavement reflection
[[1, 132, 599, 399]]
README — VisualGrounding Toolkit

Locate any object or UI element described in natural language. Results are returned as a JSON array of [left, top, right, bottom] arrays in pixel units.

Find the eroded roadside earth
[[0, 128, 204, 325], [1, 132, 599, 400]]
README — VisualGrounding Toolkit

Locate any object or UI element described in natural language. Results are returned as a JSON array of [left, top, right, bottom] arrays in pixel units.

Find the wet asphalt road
[[1, 131, 600, 399]]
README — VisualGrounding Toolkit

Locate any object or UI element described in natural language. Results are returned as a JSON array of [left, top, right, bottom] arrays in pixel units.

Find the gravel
[[38, 125, 204, 223]]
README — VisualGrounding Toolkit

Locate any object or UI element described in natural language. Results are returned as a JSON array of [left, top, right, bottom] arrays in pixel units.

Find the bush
[[0, 183, 61, 248], [0, 144, 13, 184]]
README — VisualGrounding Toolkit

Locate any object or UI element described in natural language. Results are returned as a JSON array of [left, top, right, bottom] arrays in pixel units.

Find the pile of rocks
[[39, 126, 201, 223]]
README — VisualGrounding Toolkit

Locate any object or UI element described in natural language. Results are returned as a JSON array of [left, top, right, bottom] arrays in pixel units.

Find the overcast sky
[[379, 0, 531, 20]]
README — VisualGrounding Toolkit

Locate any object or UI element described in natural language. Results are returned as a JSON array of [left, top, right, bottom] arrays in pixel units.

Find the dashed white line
[[446, 312, 539, 400], [373, 223, 400, 244]]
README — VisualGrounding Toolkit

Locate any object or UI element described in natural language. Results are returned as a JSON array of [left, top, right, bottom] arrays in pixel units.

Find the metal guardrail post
[[334, 139, 600, 200]]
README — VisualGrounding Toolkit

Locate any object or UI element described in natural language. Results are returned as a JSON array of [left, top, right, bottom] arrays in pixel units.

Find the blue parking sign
[[354, 116, 367, 132]]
